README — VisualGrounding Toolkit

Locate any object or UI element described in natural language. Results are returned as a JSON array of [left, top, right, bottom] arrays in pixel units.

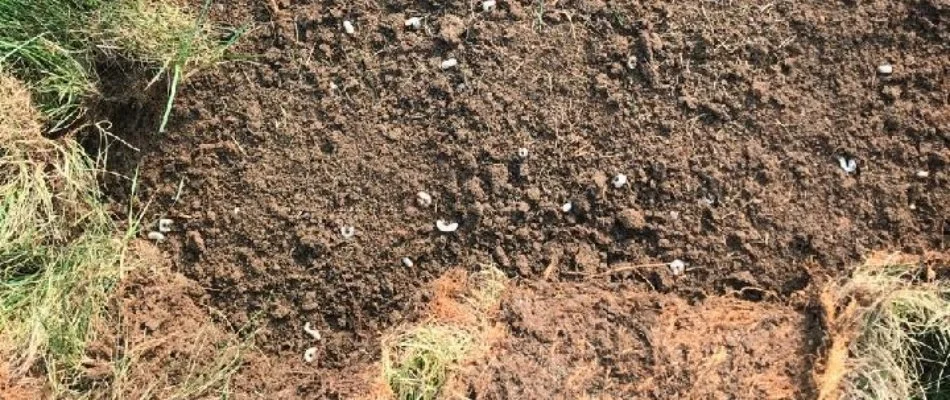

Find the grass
[[0, 0, 100, 130], [97, 0, 243, 132], [819, 254, 950, 400], [382, 325, 475, 400], [0, 73, 129, 391], [381, 265, 508, 400], [0, 0, 240, 132]]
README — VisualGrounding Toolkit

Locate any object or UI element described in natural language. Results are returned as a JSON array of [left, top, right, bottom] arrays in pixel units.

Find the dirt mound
[[451, 282, 812, 399], [98, 0, 948, 394]]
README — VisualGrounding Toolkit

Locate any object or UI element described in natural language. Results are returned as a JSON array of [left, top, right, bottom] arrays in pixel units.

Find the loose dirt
[[97, 0, 947, 397]]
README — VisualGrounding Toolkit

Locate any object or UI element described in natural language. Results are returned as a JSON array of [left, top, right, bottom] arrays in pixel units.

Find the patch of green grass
[[382, 325, 475, 400], [0, 0, 101, 130], [0, 0, 242, 132], [830, 258, 950, 400]]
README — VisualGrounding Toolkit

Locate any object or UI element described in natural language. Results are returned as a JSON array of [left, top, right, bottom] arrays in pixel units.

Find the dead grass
[[380, 265, 508, 400], [819, 252, 950, 400]]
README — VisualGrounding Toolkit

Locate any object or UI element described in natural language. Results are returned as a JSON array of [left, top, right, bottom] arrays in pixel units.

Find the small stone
[[343, 20, 355, 34], [877, 63, 893, 75], [561, 202, 573, 213], [916, 170, 930, 178], [401, 257, 414, 267], [147, 231, 166, 241], [617, 209, 647, 230]]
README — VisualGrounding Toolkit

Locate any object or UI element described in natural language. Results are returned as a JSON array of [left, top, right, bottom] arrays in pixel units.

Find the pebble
[[402, 257, 414, 267], [343, 20, 355, 34], [611, 174, 628, 188], [340, 226, 356, 239], [916, 170, 930, 178], [440, 58, 459, 70], [436, 219, 459, 232], [304, 347, 318, 363], [303, 322, 322, 340], [561, 202, 573, 213], [668, 259, 686, 276], [158, 218, 173, 233], [877, 63, 893, 75], [482, 0, 496, 11], [417, 191, 433, 207], [404, 17, 422, 29], [147, 231, 166, 241], [838, 156, 857, 174]]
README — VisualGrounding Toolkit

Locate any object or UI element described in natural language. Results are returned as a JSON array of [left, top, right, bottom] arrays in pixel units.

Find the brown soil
[[97, 0, 948, 397], [451, 281, 813, 399]]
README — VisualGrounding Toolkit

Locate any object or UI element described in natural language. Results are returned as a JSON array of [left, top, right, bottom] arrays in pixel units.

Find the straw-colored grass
[[819, 253, 950, 400]]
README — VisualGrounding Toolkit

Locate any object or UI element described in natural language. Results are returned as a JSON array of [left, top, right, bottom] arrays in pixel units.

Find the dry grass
[[380, 265, 508, 400], [97, 0, 229, 75], [819, 253, 950, 400], [0, 72, 127, 395]]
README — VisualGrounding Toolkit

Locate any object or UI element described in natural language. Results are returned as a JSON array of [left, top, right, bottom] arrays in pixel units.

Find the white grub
[[436, 219, 459, 232], [402, 257, 414, 267], [303, 347, 318, 363], [440, 58, 459, 70], [147, 231, 166, 241], [611, 173, 628, 188], [343, 20, 355, 34], [517, 147, 529, 158], [482, 0, 496, 11], [668, 259, 686, 276], [158, 218, 173, 233], [303, 322, 322, 341], [916, 170, 930, 178], [561, 202, 573, 213], [877, 63, 893, 75], [417, 191, 433, 207], [909, 203, 917, 210], [838, 156, 857, 174], [626, 55, 638, 70], [404, 17, 422, 29], [340, 226, 356, 239]]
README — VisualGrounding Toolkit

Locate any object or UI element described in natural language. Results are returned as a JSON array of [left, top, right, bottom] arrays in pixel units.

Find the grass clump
[[381, 265, 508, 400], [0, 0, 239, 132], [0, 0, 100, 130], [383, 325, 475, 400], [0, 72, 127, 390], [819, 253, 950, 400]]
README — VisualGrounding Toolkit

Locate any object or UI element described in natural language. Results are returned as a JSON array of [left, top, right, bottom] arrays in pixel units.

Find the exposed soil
[[97, 0, 948, 397], [450, 281, 814, 399]]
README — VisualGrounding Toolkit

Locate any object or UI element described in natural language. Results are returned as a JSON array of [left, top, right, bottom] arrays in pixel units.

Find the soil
[[449, 281, 814, 399], [96, 0, 947, 397]]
